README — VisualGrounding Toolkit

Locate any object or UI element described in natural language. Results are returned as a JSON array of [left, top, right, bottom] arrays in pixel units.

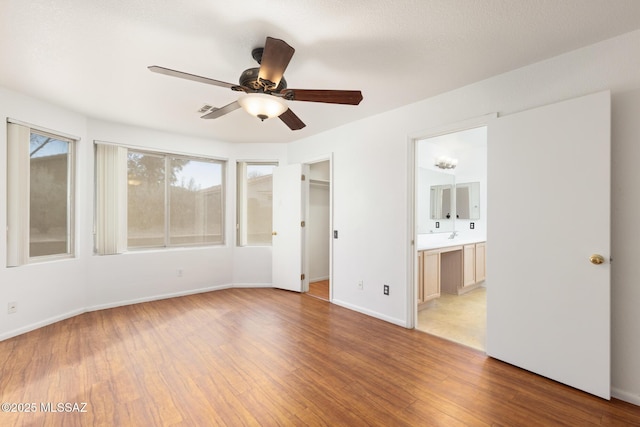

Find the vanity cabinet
[[418, 241, 486, 306], [418, 250, 441, 303], [475, 242, 486, 282], [461, 242, 486, 292], [463, 244, 476, 287], [418, 251, 424, 302], [463, 242, 486, 288], [421, 250, 441, 302]]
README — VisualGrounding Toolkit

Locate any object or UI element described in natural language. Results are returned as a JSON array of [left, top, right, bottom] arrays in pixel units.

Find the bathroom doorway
[[415, 125, 488, 351]]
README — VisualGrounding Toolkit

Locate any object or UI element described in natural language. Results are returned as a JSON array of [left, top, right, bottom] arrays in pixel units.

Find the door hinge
[[301, 221, 306, 227], [301, 274, 305, 280], [301, 174, 306, 181]]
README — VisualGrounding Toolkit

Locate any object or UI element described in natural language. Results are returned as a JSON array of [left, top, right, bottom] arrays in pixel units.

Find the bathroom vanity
[[417, 240, 486, 306]]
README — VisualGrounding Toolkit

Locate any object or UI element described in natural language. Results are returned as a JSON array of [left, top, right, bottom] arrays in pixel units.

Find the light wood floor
[[418, 286, 486, 351], [1, 288, 638, 426]]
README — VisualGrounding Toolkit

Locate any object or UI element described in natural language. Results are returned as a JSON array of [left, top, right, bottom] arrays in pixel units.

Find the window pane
[[169, 158, 223, 245], [29, 132, 70, 257], [127, 152, 165, 248], [245, 164, 275, 245]]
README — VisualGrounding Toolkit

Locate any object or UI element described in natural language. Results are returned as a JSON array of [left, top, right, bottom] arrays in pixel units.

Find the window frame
[[236, 160, 278, 247], [126, 148, 226, 250], [6, 120, 77, 266]]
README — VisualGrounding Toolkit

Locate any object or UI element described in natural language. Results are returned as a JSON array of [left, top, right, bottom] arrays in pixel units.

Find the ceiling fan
[[149, 36, 363, 131]]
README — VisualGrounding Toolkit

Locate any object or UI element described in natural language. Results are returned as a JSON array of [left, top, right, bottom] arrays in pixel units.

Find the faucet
[[448, 231, 458, 239]]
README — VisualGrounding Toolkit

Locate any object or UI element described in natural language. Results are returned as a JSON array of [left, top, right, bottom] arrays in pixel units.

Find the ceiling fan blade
[[258, 37, 295, 89], [149, 66, 245, 91], [280, 89, 363, 105], [279, 108, 306, 131], [201, 101, 241, 119]]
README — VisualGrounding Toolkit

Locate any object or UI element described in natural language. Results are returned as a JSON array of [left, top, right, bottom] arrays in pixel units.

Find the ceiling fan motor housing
[[239, 67, 287, 92]]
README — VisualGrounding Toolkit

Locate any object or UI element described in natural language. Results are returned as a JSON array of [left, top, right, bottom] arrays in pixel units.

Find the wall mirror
[[430, 184, 454, 220], [456, 182, 480, 220], [417, 168, 454, 233]]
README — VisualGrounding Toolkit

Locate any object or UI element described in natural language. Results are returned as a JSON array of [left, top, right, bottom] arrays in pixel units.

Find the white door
[[272, 163, 306, 292], [487, 91, 611, 399]]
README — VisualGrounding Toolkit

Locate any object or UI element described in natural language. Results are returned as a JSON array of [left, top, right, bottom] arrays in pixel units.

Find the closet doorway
[[305, 160, 331, 301]]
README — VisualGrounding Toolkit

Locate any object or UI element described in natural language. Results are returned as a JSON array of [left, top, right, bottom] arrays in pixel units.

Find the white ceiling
[[2, 1, 640, 144]]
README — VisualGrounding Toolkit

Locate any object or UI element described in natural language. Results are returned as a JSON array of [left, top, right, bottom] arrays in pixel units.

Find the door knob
[[589, 254, 605, 265], [272, 231, 277, 236]]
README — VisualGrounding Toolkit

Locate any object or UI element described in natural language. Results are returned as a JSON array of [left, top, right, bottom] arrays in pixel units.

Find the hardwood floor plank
[[1, 288, 638, 426], [307, 280, 330, 300]]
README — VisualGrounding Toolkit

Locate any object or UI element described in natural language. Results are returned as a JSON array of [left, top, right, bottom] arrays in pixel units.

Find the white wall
[[85, 122, 288, 307], [0, 87, 90, 338], [287, 30, 640, 403], [86, 119, 233, 309], [0, 96, 286, 337]]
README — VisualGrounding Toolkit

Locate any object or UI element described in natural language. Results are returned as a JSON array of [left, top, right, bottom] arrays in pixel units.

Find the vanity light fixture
[[435, 156, 458, 169]]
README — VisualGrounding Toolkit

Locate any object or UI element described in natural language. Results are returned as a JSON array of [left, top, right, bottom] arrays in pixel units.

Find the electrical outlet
[[8, 301, 17, 314], [358, 280, 363, 290], [383, 284, 389, 295], [470, 222, 475, 229], [177, 269, 183, 277]]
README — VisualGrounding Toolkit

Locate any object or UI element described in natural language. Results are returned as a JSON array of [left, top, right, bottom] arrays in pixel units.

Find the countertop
[[417, 234, 486, 251]]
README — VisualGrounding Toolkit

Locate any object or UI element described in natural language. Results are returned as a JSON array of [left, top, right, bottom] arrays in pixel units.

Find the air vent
[[198, 104, 213, 113]]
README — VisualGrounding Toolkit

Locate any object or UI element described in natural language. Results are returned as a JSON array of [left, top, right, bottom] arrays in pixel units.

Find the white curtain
[[6, 123, 31, 266], [95, 142, 128, 254]]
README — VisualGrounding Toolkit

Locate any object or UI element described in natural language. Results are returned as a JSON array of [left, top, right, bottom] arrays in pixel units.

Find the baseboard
[[232, 282, 272, 288], [2, 284, 414, 344], [331, 298, 407, 328], [612, 387, 640, 406], [86, 283, 232, 312], [309, 275, 329, 282], [1, 283, 275, 342], [0, 308, 86, 342]]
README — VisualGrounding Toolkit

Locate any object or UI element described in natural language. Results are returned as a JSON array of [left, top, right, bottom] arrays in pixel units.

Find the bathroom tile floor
[[417, 286, 486, 351]]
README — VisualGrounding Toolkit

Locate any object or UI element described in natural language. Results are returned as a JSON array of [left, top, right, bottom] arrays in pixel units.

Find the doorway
[[415, 126, 488, 351], [272, 158, 332, 296], [409, 93, 611, 398], [305, 160, 331, 301]]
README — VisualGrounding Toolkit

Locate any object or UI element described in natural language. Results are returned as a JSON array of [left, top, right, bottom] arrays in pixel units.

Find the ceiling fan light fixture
[[150, 36, 362, 130], [238, 93, 288, 121]]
